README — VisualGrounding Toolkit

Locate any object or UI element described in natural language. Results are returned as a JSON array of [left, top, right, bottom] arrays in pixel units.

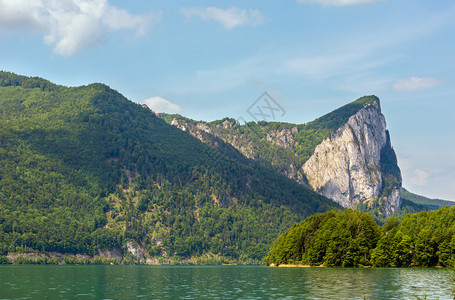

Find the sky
[[0, 0, 454, 200]]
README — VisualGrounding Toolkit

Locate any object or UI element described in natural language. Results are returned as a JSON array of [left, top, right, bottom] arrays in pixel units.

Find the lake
[[0, 265, 453, 299]]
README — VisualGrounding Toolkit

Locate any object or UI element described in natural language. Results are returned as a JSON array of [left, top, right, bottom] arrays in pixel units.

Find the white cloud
[[143, 97, 181, 113], [393, 77, 441, 92], [0, 0, 160, 55], [409, 168, 444, 186], [411, 169, 429, 186], [180, 7, 264, 29], [297, 0, 380, 6]]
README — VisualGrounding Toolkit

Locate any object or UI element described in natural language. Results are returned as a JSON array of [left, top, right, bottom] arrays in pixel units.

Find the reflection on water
[[0, 265, 453, 299]]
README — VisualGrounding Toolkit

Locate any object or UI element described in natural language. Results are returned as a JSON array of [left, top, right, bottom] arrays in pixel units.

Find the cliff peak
[[302, 99, 401, 216], [353, 95, 381, 111]]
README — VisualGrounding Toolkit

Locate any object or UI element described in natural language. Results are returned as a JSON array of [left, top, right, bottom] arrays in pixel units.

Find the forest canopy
[[265, 207, 455, 267]]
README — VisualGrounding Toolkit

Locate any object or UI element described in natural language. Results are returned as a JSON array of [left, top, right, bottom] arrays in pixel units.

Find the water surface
[[0, 265, 453, 299]]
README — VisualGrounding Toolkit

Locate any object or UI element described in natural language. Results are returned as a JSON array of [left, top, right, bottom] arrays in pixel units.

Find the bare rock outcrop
[[302, 102, 401, 216]]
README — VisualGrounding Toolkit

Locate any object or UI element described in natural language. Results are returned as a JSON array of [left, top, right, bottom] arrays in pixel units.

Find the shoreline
[[269, 264, 447, 269], [270, 264, 323, 268], [2, 252, 263, 266]]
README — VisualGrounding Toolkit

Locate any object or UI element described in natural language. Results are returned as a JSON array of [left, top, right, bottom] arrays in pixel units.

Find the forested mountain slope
[[0, 72, 338, 262], [401, 188, 455, 211]]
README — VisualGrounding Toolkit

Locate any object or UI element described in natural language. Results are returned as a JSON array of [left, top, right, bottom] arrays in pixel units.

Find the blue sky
[[1, 0, 454, 200]]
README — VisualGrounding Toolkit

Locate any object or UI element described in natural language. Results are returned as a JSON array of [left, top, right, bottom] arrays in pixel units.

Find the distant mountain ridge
[[161, 96, 402, 217], [401, 188, 455, 210]]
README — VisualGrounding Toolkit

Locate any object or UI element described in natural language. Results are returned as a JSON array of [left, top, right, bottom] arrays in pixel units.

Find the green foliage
[[157, 113, 185, 124], [264, 209, 381, 267], [0, 255, 9, 264], [0, 71, 339, 261], [8, 254, 121, 265], [0, 71, 60, 91], [266, 207, 455, 268]]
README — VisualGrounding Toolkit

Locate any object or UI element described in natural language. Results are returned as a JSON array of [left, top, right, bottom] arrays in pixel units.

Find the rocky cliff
[[161, 96, 402, 216], [302, 100, 401, 216]]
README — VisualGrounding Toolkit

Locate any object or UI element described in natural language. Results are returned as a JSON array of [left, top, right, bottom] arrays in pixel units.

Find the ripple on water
[[0, 266, 454, 299]]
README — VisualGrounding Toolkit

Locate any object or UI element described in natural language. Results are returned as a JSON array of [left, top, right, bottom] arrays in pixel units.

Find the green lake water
[[0, 265, 453, 299]]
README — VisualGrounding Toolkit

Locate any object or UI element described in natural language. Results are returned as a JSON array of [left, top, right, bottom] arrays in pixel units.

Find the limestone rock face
[[171, 118, 186, 132], [166, 98, 402, 216], [302, 104, 401, 215], [386, 188, 401, 216], [126, 241, 145, 260], [266, 127, 298, 148]]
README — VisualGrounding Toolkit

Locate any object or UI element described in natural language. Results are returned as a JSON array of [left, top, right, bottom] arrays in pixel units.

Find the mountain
[[161, 96, 402, 217], [0, 71, 338, 262], [401, 188, 455, 211]]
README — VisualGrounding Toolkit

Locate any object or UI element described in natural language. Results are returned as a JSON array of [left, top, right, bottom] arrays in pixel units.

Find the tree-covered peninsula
[[265, 207, 455, 267]]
